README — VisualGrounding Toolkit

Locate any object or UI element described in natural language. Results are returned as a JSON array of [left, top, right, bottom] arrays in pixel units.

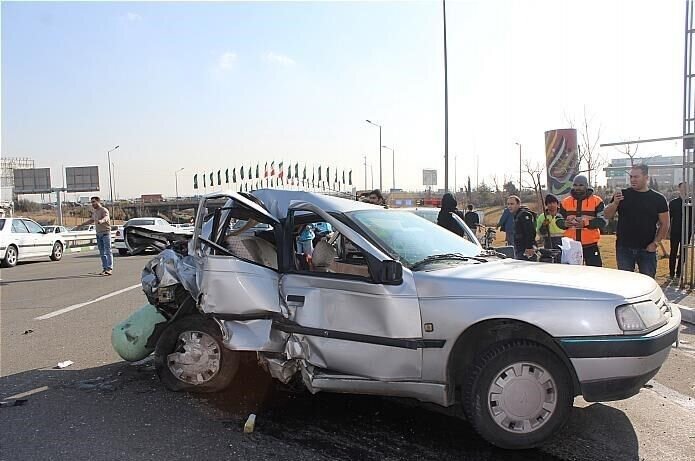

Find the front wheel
[[154, 316, 238, 393], [461, 340, 573, 449], [50, 242, 63, 261]]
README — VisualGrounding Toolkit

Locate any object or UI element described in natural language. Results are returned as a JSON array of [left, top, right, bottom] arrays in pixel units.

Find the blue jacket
[[497, 208, 515, 240]]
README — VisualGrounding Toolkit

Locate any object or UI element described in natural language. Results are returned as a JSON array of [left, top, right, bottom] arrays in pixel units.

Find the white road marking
[[34, 284, 141, 320]]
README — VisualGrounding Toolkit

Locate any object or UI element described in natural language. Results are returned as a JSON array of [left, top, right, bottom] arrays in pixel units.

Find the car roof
[[250, 189, 380, 219]]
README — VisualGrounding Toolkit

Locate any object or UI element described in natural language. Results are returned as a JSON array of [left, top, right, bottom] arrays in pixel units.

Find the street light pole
[[365, 120, 383, 191], [363, 155, 368, 190], [175, 168, 184, 200], [175, 168, 184, 224], [515, 142, 522, 192], [107, 145, 119, 204], [382, 145, 395, 190], [443, 0, 449, 192]]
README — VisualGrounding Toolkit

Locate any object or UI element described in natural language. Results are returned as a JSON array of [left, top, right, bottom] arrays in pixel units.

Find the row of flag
[[193, 162, 353, 190]]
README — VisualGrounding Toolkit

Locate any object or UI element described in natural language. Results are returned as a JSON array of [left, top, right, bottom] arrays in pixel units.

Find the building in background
[[0, 157, 35, 202], [605, 155, 682, 190]]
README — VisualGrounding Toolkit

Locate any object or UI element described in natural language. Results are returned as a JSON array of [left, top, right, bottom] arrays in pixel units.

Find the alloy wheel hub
[[167, 330, 221, 385], [487, 362, 557, 434]]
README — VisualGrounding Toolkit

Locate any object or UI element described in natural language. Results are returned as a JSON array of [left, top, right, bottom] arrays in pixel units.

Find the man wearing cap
[[560, 175, 607, 267], [536, 194, 566, 250]]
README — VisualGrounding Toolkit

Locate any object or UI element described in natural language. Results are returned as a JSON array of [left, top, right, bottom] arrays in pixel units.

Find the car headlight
[[615, 302, 667, 334]]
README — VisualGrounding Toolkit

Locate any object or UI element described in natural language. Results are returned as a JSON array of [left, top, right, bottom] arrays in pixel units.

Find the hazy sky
[[1, 0, 685, 199]]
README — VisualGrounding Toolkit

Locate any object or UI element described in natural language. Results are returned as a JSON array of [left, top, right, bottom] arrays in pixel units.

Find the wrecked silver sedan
[[113, 189, 680, 450]]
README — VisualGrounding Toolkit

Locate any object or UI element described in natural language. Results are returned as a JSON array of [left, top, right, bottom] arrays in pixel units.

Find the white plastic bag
[[560, 237, 584, 265]]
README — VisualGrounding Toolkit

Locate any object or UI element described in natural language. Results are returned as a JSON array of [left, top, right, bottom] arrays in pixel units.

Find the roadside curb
[[65, 246, 97, 254], [672, 303, 695, 325]]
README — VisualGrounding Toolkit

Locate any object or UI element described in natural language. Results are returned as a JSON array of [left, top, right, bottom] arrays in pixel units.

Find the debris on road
[[243, 414, 256, 433], [55, 360, 74, 369], [22, 329, 33, 335], [0, 399, 28, 408]]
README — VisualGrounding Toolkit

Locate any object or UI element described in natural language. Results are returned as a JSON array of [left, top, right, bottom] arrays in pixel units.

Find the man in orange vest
[[560, 175, 607, 267]]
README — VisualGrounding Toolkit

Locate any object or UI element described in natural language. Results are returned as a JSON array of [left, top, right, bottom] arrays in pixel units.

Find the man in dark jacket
[[669, 182, 691, 278], [437, 193, 465, 237], [463, 204, 480, 230], [507, 195, 537, 260]]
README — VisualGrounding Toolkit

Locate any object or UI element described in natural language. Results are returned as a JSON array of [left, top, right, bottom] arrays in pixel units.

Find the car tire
[[118, 248, 129, 256], [50, 242, 63, 261], [154, 316, 238, 393], [461, 340, 573, 450], [2, 245, 18, 268]]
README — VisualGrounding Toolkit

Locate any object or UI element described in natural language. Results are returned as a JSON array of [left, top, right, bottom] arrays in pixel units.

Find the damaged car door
[[278, 202, 425, 381], [193, 192, 284, 351]]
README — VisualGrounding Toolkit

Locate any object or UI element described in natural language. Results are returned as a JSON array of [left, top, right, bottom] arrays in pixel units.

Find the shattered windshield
[[348, 210, 481, 267]]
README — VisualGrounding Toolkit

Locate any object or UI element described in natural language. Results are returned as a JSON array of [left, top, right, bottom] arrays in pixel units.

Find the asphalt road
[[1, 252, 694, 461]]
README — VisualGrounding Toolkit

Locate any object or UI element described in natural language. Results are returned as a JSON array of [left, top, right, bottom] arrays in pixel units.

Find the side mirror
[[380, 260, 403, 285]]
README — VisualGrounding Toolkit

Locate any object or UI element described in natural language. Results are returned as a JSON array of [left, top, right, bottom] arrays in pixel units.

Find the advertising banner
[[545, 129, 579, 196]]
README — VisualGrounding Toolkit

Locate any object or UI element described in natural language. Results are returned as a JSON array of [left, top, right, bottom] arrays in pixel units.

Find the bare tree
[[616, 142, 639, 166], [523, 160, 546, 213], [566, 106, 606, 186]]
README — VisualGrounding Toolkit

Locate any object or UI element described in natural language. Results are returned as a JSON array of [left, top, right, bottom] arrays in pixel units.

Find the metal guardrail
[[60, 231, 115, 248]]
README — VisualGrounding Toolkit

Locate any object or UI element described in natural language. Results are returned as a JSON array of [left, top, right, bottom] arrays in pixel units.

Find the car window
[[349, 210, 481, 268], [23, 220, 45, 233], [410, 209, 479, 246], [127, 219, 155, 226], [11, 220, 29, 233], [0, 219, 6, 231], [292, 219, 371, 280]]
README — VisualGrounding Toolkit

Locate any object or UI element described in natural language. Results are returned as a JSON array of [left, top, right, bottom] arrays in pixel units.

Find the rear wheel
[[461, 340, 573, 449], [50, 242, 63, 261], [154, 316, 238, 393], [2, 245, 18, 267]]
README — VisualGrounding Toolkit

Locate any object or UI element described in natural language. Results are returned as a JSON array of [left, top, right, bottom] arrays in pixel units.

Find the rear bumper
[[557, 305, 680, 402]]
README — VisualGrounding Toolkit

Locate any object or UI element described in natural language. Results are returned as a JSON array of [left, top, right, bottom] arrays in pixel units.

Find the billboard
[[545, 129, 579, 196], [66, 166, 99, 192], [423, 169, 437, 186], [13, 168, 52, 194]]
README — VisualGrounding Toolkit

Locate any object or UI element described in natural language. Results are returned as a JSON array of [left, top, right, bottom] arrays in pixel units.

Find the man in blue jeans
[[79, 196, 113, 275], [604, 164, 669, 278]]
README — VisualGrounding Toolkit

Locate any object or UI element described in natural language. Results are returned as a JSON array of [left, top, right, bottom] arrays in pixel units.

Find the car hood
[[413, 258, 659, 301]]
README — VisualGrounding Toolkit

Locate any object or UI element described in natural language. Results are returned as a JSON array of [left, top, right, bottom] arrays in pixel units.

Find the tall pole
[[454, 156, 457, 192], [365, 120, 383, 191], [382, 145, 395, 190], [363, 155, 368, 190], [112, 162, 117, 201], [175, 168, 184, 223], [107, 145, 119, 204], [516, 142, 522, 192], [443, 0, 449, 192]]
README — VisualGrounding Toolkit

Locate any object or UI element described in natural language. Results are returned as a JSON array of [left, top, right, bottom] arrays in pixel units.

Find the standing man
[[604, 164, 669, 278], [497, 206, 515, 246], [506, 195, 537, 261], [536, 194, 566, 249], [368, 189, 386, 207], [464, 204, 480, 231], [560, 175, 607, 267], [79, 196, 113, 275], [668, 182, 691, 279]]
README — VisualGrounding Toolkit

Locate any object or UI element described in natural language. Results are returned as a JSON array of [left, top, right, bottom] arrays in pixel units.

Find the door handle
[[286, 295, 305, 305]]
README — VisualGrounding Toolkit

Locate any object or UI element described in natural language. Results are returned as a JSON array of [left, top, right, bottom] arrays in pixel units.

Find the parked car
[[71, 224, 96, 232], [43, 225, 69, 234], [112, 190, 680, 450], [116, 217, 191, 256], [0, 217, 66, 267]]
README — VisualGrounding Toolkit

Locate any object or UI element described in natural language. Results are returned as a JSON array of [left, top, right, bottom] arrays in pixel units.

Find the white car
[[43, 225, 70, 234], [0, 217, 65, 267], [116, 217, 190, 256]]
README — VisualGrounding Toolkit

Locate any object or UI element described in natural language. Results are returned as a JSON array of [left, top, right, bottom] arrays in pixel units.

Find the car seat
[[312, 240, 337, 272]]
